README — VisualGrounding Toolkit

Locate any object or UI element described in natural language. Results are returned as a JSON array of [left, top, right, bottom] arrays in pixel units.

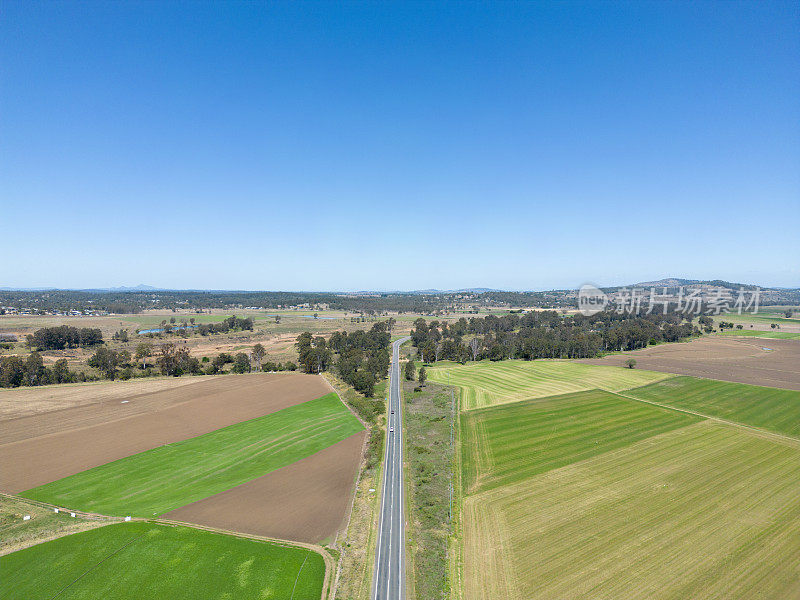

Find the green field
[[22, 393, 363, 516], [0, 522, 325, 600], [449, 359, 800, 599], [624, 376, 800, 438], [461, 390, 700, 494], [465, 422, 800, 600], [428, 360, 671, 410], [714, 309, 800, 326], [718, 329, 800, 339]]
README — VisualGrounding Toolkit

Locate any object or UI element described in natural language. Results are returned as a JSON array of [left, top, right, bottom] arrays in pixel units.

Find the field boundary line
[[319, 371, 376, 600], [320, 372, 369, 428], [611, 391, 800, 448], [0, 495, 334, 600], [0, 492, 124, 522], [332, 428, 370, 597], [450, 385, 464, 600], [155, 519, 335, 600]]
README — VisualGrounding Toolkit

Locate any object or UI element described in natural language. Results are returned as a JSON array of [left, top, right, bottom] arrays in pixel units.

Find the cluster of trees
[[410, 310, 699, 363], [27, 326, 103, 350], [0, 353, 83, 387], [404, 359, 427, 388], [196, 316, 254, 335], [296, 322, 391, 396], [0, 338, 304, 387]]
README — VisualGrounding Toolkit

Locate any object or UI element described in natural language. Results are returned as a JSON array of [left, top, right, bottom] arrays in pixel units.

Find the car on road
[[389, 426, 394, 433]]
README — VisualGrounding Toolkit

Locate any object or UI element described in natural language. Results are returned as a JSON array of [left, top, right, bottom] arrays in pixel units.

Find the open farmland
[[0, 521, 326, 600], [461, 389, 700, 494], [451, 359, 800, 599], [428, 360, 670, 410], [0, 376, 202, 420], [22, 393, 363, 517], [623, 376, 800, 438], [578, 336, 800, 390], [164, 431, 366, 543], [711, 307, 800, 330], [719, 329, 800, 340], [0, 372, 331, 491], [464, 422, 800, 600], [0, 495, 109, 556]]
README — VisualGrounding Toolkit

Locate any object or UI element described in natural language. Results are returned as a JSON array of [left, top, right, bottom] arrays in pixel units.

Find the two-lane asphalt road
[[372, 336, 409, 600]]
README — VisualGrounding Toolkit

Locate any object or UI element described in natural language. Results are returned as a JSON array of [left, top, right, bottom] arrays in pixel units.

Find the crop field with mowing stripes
[[464, 422, 800, 600], [0, 521, 325, 600], [718, 330, 800, 340], [428, 360, 670, 410], [22, 393, 363, 517], [624, 376, 800, 438], [461, 389, 700, 494], [450, 359, 800, 599]]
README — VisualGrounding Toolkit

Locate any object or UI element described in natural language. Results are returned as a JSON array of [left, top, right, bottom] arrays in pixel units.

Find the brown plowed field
[[578, 337, 800, 390], [0, 373, 330, 492], [164, 431, 366, 544], [0, 377, 203, 420]]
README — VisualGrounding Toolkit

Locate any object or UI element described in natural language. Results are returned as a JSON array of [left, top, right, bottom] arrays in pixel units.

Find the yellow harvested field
[[429, 360, 671, 410], [464, 421, 800, 600]]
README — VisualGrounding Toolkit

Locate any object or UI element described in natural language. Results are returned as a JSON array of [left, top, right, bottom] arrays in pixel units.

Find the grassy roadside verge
[[322, 373, 386, 600], [0, 495, 114, 556], [449, 387, 463, 600], [403, 377, 456, 600]]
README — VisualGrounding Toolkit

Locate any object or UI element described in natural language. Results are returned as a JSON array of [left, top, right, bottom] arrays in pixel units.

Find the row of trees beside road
[[410, 310, 699, 364], [296, 322, 391, 397]]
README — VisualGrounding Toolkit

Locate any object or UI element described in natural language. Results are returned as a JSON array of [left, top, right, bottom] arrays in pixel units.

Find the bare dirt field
[[0, 372, 330, 493], [164, 431, 366, 544], [578, 336, 800, 390], [0, 377, 202, 420]]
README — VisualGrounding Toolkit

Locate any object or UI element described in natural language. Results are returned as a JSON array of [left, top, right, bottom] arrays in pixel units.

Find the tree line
[[410, 310, 699, 363], [27, 326, 103, 350], [296, 322, 391, 397]]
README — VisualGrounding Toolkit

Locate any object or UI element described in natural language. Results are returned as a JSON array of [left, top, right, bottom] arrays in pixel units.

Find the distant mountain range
[[0, 281, 796, 294]]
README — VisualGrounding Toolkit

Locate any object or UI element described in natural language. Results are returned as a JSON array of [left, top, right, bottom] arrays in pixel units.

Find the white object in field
[[369, 488, 376, 493], [54, 508, 59, 513], [124, 516, 131, 521], [23, 515, 31, 521], [121, 400, 129, 403], [70, 512, 76, 517]]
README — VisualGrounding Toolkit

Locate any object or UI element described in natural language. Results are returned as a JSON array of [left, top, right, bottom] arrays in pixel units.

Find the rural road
[[372, 336, 410, 600]]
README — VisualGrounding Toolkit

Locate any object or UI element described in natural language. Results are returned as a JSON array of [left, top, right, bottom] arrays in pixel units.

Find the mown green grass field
[[718, 329, 800, 339], [465, 422, 800, 600], [453, 360, 800, 600], [623, 376, 800, 438], [461, 389, 700, 494], [22, 393, 363, 516], [0, 521, 325, 600], [428, 360, 670, 410]]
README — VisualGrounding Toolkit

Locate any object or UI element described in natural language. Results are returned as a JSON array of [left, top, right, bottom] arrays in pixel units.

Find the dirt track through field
[[0, 373, 330, 492], [577, 337, 800, 390], [163, 431, 366, 544]]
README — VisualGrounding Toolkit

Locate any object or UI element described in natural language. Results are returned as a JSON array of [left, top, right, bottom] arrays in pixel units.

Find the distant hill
[[632, 278, 755, 290], [106, 284, 159, 292]]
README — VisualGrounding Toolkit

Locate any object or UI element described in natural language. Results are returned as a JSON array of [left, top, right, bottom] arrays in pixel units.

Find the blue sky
[[2, 1, 798, 291]]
